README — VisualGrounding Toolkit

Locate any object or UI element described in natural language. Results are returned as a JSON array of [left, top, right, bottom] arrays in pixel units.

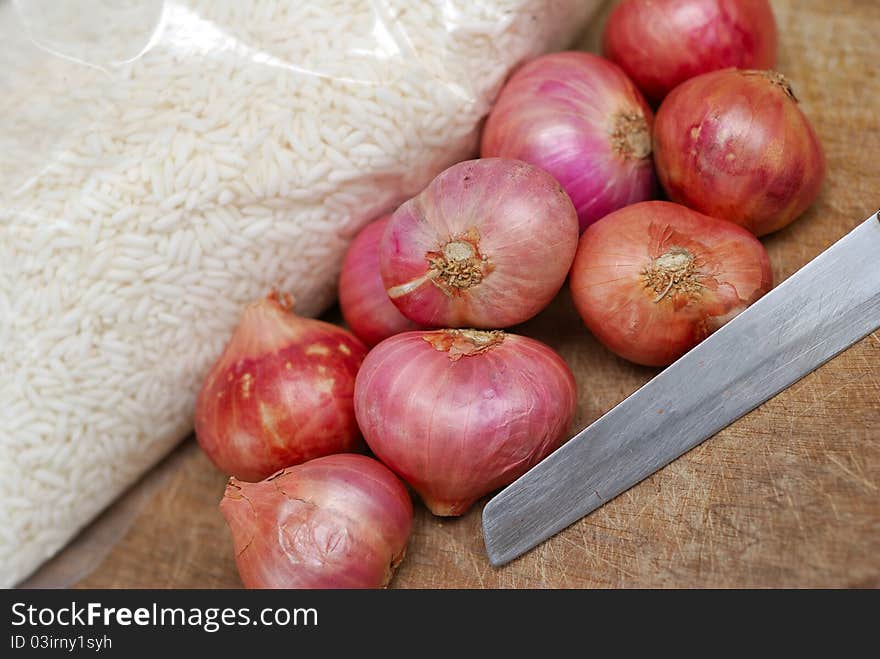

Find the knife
[[482, 211, 880, 567]]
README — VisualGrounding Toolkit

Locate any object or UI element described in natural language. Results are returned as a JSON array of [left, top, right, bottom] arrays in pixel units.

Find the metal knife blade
[[482, 211, 880, 567]]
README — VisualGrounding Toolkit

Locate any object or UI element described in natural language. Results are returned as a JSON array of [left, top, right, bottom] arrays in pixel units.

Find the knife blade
[[482, 211, 880, 567]]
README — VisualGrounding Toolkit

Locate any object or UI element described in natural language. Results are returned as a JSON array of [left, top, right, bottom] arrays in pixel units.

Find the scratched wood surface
[[41, 0, 879, 589]]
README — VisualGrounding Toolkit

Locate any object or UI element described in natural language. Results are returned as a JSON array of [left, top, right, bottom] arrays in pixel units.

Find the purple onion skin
[[354, 329, 577, 516], [339, 216, 422, 346], [221, 454, 413, 589], [602, 0, 778, 104], [379, 158, 579, 329], [482, 51, 657, 233]]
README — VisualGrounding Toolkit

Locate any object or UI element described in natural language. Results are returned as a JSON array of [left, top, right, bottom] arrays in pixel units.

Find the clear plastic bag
[[0, 0, 600, 586]]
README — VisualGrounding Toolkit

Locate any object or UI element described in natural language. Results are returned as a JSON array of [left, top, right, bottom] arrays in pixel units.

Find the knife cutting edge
[[482, 211, 880, 567]]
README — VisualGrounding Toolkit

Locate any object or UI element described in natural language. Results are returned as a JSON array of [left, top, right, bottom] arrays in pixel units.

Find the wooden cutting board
[[31, 0, 879, 589]]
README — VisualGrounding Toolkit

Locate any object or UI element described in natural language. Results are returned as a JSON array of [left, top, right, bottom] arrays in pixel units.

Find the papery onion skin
[[354, 329, 577, 516], [221, 454, 413, 589], [603, 0, 777, 104], [339, 216, 421, 346], [481, 52, 656, 232], [653, 69, 825, 236], [379, 158, 579, 328], [570, 201, 772, 367], [195, 293, 368, 482]]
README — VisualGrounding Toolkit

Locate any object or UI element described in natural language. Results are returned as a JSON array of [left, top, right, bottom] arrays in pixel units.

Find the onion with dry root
[[569, 201, 773, 366], [195, 293, 367, 482], [221, 454, 413, 589], [653, 68, 824, 236], [603, 0, 777, 104], [354, 329, 577, 516], [379, 158, 579, 328], [481, 52, 656, 232]]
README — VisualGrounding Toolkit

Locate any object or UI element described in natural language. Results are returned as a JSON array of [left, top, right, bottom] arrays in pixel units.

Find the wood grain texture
[[70, 0, 878, 589]]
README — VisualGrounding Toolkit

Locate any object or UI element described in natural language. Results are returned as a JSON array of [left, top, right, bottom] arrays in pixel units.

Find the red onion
[[569, 201, 772, 366], [653, 69, 825, 236], [354, 329, 577, 516], [339, 216, 422, 347], [480, 52, 656, 232], [221, 454, 413, 589], [195, 292, 367, 482], [603, 0, 777, 104], [379, 158, 579, 328]]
